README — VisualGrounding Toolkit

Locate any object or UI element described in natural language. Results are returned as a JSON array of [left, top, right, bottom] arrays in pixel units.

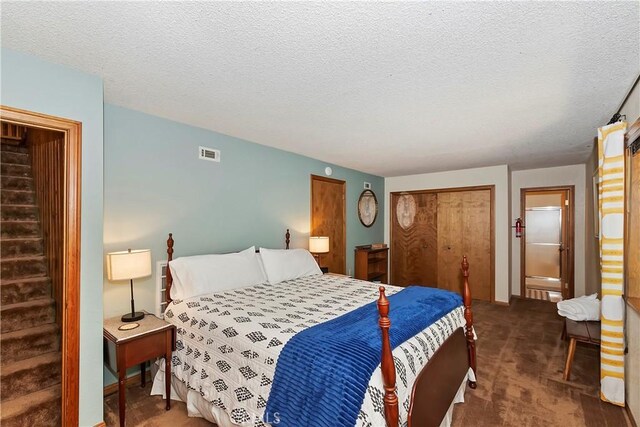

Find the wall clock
[[358, 189, 378, 227]]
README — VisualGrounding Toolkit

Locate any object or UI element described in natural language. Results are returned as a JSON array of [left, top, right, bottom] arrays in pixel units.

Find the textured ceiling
[[1, 2, 638, 177]]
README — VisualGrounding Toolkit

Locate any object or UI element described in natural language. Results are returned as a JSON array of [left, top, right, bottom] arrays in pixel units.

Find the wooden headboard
[[165, 229, 291, 305]]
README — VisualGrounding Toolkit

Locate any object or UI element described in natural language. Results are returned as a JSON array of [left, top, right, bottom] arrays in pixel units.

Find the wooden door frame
[[625, 119, 640, 311], [389, 185, 495, 302], [1, 105, 81, 426], [519, 186, 575, 300], [310, 175, 346, 274]]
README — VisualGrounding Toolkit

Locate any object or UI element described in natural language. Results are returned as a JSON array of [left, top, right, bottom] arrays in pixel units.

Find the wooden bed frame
[[164, 229, 476, 427]]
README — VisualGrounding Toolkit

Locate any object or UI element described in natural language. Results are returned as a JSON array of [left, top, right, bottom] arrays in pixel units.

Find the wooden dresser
[[354, 247, 389, 283]]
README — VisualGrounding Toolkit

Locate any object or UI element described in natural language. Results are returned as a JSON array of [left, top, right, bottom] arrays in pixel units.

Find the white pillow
[[259, 248, 322, 284], [169, 246, 267, 300], [256, 253, 268, 280]]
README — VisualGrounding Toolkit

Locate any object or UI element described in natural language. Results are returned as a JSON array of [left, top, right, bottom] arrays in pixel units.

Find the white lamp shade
[[309, 236, 330, 254], [106, 249, 152, 281]]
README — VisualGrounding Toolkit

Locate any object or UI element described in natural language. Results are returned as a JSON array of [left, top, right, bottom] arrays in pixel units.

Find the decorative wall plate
[[396, 194, 417, 230], [358, 189, 378, 227]]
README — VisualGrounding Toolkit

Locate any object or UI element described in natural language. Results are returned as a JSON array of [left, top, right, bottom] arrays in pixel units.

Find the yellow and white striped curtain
[[598, 121, 626, 406]]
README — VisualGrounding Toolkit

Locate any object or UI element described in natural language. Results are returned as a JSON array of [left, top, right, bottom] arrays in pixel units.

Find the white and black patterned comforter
[[164, 274, 466, 427]]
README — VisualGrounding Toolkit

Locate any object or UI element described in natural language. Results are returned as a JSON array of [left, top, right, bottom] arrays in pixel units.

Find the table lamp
[[309, 236, 330, 266], [106, 249, 151, 322]]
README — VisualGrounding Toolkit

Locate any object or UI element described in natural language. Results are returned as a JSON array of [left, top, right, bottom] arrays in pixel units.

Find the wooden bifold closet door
[[391, 187, 493, 301], [437, 190, 492, 301], [391, 192, 438, 286]]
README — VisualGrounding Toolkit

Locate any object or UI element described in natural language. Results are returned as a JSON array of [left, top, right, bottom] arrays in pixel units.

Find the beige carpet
[[103, 384, 211, 427], [104, 298, 631, 427]]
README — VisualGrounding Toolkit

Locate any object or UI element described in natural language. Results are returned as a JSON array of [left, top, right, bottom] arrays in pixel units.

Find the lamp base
[[121, 311, 145, 322]]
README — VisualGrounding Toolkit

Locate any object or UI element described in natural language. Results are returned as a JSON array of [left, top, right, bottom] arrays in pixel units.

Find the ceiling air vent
[[199, 146, 220, 162]]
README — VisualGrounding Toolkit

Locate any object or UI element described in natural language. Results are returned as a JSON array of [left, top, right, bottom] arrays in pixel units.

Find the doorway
[[310, 175, 346, 274], [0, 106, 81, 425], [520, 187, 574, 302]]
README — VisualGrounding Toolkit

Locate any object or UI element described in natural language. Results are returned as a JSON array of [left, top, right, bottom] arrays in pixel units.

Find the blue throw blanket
[[264, 286, 462, 427]]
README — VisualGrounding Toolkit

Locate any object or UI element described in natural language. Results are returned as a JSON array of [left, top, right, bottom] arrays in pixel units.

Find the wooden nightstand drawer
[[120, 330, 169, 366]]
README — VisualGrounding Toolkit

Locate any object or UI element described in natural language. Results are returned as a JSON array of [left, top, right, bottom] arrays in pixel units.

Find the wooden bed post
[[377, 286, 399, 427], [285, 228, 290, 249], [461, 256, 477, 389], [166, 233, 174, 304]]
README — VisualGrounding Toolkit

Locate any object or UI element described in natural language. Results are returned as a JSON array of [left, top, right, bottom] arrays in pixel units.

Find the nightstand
[[104, 313, 175, 427]]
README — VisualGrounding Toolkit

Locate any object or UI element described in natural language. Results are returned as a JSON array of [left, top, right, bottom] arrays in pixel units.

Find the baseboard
[[627, 405, 638, 427], [492, 295, 529, 306], [103, 371, 152, 397], [493, 300, 510, 306]]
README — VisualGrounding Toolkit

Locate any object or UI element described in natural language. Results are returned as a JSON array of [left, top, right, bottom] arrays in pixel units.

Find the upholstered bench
[[563, 319, 601, 381]]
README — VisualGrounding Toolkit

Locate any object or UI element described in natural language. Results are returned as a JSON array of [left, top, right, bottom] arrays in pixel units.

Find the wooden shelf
[[368, 272, 385, 281], [354, 247, 388, 284]]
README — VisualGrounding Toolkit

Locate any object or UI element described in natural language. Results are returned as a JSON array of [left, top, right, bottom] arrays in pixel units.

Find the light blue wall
[[1, 48, 105, 425], [2, 46, 383, 412], [103, 105, 384, 383]]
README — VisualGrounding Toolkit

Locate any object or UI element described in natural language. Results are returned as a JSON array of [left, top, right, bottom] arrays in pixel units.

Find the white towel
[[557, 294, 600, 321]]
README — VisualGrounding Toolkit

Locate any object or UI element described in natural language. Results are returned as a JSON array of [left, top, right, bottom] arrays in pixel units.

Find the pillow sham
[[259, 247, 322, 284], [256, 252, 268, 280], [169, 246, 267, 300]]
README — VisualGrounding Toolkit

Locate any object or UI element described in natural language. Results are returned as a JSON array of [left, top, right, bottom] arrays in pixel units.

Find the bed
[[151, 231, 477, 427]]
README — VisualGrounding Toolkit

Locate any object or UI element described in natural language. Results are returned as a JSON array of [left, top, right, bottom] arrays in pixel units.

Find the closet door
[[437, 190, 492, 301], [390, 192, 438, 286], [437, 192, 464, 293], [461, 190, 492, 301]]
